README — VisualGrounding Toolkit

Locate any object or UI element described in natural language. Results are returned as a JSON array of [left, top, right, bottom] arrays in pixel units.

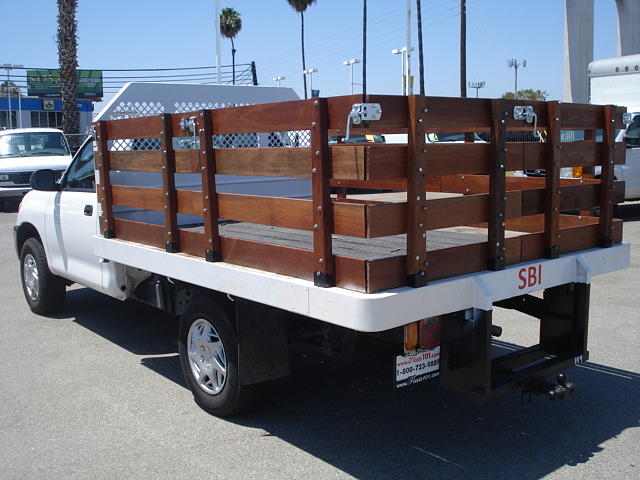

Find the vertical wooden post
[[197, 110, 221, 261], [599, 105, 616, 247], [95, 121, 115, 239], [406, 95, 428, 287], [545, 102, 561, 258], [488, 99, 507, 270], [160, 114, 179, 253], [311, 98, 335, 287]]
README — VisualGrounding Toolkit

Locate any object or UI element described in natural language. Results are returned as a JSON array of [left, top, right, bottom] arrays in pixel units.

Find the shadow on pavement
[[66, 287, 639, 480]]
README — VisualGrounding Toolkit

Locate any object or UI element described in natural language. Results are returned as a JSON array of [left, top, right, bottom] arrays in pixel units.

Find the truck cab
[[589, 54, 640, 201]]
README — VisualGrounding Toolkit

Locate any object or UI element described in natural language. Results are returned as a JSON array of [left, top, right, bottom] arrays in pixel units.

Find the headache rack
[[94, 94, 626, 293]]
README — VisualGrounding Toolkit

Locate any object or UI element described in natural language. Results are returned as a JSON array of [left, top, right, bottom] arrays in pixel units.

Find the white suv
[[0, 128, 73, 208]]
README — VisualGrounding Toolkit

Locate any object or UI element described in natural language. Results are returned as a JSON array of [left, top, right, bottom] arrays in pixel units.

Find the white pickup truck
[[0, 128, 73, 209], [13, 90, 631, 416]]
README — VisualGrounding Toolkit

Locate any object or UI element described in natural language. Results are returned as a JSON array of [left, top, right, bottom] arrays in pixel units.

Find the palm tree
[[287, 0, 317, 99], [57, 0, 80, 153], [220, 7, 242, 85]]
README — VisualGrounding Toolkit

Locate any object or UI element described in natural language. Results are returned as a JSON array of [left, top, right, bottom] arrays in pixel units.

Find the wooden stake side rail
[[94, 95, 627, 293], [106, 142, 625, 179]]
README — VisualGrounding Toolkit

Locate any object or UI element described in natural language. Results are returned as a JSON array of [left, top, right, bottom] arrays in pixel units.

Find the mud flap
[[235, 298, 291, 386]]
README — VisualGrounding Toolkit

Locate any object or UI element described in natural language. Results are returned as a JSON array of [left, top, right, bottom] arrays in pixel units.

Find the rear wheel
[[20, 238, 66, 314], [178, 296, 258, 416]]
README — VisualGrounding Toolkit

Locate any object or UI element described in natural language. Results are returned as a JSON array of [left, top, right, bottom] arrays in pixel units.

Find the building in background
[[0, 97, 93, 131], [564, 0, 640, 103]]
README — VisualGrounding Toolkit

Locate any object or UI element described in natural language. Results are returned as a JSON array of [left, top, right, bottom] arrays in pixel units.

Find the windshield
[[626, 115, 640, 147], [426, 132, 483, 142], [0, 132, 71, 158]]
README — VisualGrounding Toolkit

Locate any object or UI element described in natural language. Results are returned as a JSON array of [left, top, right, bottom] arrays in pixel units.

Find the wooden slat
[[179, 228, 206, 257], [544, 102, 561, 258], [160, 114, 179, 252], [176, 190, 368, 237], [521, 219, 623, 262], [168, 100, 313, 136], [327, 94, 408, 133], [488, 99, 507, 270], [95, 121, 115, 238], [108, 140, 625, 177], [515, 142, 626, 170], [366, 236, 522, 293], [111, 185, 163, 210], [209, 99, 313, 135], [114, 218, 165, 248], [599, 105, 616, 247], [198, 109, 221, 261], [559, 104, 603, 129], [422, 97, 490, 132], [406, 95, 428, 286], [521, 181, 625, 215], [330, 145, 368, 179], [502, 99, 550, 130], [112, 221, 372, 291], [104, 116, 161, 140], [216, 147, 311, 177], [311, 98, 335, 286]]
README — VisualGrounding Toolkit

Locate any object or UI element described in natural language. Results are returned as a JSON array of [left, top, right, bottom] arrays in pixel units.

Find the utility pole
[[468, 80, 485, 98], [416, 0, 425, 95], [362, 0, 367, 97], [343, 59, 360, 95], [215, 0, 221, 84], [460, 0, 467, 97], [508, 59, 526, 99], [273, 75, 286, 87]]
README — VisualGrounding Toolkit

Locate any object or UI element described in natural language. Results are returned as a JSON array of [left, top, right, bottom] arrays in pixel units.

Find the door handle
[[84, 205, 93, 216]]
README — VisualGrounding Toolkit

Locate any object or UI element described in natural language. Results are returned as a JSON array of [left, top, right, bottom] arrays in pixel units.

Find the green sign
[[27, 69, 103, 99]]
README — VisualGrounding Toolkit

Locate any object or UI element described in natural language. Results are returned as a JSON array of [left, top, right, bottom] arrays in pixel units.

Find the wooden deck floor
[[208, 222, 525, 261]]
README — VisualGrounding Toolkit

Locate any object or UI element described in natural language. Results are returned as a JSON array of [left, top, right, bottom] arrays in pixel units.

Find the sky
[[0, 0, 622, 107]]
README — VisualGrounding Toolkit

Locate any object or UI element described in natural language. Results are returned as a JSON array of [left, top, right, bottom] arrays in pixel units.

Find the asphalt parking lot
[[0, 198, 638, 480]]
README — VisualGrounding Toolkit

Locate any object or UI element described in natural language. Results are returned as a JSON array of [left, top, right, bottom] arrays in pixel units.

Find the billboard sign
[[27, 69, 103, 99]]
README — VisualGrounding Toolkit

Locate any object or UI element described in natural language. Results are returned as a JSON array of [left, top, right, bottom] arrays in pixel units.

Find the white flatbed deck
[[94, 236, 630, 332]]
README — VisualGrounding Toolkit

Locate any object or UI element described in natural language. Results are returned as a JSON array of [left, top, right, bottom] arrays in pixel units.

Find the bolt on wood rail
[[95, 94, 627, 293]]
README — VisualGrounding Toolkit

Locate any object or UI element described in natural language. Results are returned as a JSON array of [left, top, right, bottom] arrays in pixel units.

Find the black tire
[[20, 238, 66, 314], [178, 296, 258, 416]]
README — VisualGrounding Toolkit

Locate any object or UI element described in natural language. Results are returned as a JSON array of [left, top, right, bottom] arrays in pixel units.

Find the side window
[[64, 141, 95, 191]]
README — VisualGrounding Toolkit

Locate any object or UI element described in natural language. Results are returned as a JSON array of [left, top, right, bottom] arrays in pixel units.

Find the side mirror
[[30, 169, 60, 191]]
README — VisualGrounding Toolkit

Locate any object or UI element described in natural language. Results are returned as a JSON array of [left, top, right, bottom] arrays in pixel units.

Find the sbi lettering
[[517, 264, 542, 290]]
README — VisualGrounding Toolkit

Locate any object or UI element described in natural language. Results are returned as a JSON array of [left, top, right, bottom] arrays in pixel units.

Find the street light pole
[[405, 0, 412, 95], [342, 59, 360, 95], [507, 59, 526, 100], [468, 80, 485, 98], [303, 68, 318, 95], [392, 47, 414, 96]]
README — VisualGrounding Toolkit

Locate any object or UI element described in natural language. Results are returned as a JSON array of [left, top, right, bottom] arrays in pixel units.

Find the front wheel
[[20, 238, 66, 314], [178, 296, 258, 416]]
